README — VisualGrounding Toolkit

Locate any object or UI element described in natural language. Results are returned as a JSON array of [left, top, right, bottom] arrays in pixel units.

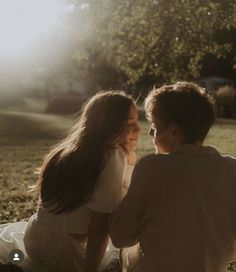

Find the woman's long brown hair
[[37, 91, 133, 214]]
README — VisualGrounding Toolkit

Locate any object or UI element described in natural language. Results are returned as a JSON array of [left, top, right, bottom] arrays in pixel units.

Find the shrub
[[215, 86, 236, 118], [46, 92, 85, 115]]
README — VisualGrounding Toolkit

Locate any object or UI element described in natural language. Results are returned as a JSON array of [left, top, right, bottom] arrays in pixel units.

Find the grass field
[[0, 106, 236, 223]]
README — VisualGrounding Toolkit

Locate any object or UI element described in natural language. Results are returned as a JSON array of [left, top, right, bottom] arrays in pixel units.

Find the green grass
[[0, 110, 72, 223], [0, 109, 236, 223]]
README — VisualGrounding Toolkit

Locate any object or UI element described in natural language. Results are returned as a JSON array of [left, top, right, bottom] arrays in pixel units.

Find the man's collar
[[174, 144, 220, 156]]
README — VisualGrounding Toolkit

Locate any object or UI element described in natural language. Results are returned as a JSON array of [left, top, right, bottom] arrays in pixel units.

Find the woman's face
[[119, 104, 140, 152], [149, 116, 182, 154]]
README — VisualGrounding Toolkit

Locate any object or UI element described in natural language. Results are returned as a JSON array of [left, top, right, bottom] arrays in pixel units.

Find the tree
[[71, 0, 236, 91]]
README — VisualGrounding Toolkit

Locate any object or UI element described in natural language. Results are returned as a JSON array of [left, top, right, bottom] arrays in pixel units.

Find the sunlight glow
[[0, 0, 66, 59]]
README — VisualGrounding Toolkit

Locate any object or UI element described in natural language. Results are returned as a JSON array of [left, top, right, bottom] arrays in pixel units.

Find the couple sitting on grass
[[1, 81, 236, 272]]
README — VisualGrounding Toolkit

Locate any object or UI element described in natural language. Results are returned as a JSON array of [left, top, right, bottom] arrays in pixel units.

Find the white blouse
[[22, 148, 134, 271]]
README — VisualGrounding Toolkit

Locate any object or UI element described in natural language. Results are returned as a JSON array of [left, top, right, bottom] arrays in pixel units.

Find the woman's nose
[[134, 124, 141, 133]]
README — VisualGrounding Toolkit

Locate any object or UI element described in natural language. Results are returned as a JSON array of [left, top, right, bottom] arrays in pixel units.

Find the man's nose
[[149, 126, 155, 136]]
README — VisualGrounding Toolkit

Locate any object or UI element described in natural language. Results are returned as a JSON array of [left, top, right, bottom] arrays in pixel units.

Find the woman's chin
[[130, 146, 137, 153], [128, 141, 138, 151]]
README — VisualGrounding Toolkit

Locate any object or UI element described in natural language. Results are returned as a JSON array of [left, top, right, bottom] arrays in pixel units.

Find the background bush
[[215, 86, 236, 118]]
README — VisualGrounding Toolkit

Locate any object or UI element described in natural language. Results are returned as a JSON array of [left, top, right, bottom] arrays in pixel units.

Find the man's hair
[[145, 81, 216, 143]]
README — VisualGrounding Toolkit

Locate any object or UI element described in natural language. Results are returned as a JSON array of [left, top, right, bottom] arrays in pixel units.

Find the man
[[109, 82, 236, 272]]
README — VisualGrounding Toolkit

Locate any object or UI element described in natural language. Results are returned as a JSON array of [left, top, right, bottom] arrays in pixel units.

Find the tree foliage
[[71, 0, 236, 90]]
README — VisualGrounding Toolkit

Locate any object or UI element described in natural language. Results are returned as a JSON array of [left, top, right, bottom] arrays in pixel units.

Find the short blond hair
[[145, 82, 215, 143]]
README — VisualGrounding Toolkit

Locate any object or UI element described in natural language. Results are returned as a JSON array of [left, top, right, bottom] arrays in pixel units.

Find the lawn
[[0, 108, 236, 223]]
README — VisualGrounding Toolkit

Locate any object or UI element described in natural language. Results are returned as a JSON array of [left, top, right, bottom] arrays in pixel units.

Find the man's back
[[110, 145, 236, 272], [141, 145, 236, 272]]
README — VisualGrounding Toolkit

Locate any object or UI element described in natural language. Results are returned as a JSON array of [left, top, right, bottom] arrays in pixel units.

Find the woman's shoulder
[[98, 148, 128, 180], [105, 147, 128, 164]]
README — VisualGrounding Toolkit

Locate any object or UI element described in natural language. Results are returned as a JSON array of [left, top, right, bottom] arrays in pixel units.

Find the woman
[[0, 91, 140, 272]]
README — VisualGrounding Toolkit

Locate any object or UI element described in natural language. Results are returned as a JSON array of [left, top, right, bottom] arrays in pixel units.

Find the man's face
[[149, 116, 179, 154]]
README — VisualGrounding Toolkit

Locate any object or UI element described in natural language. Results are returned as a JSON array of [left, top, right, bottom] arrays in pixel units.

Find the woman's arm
[[84, 211, 110, 272], [109, 157, 153, 248]]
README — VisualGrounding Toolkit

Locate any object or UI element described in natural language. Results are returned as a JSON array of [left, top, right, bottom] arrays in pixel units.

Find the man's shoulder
[[138, 153, 173, 163], [136, 153, 171, 172], [221, 154, 236, 160], [220, 154, 236, 168]]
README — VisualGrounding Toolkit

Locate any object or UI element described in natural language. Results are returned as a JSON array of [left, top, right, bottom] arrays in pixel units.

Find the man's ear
[[170, 125, 185, 142], [170, 124, 179, 136]]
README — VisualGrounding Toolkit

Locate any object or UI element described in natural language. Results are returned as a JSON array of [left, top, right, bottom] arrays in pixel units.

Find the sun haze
[[0, 0, 66, 60]]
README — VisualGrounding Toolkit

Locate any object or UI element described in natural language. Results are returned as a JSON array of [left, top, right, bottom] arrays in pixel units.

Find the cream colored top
[[23, 148, 134, 272], [109, 145, 236, 272]]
